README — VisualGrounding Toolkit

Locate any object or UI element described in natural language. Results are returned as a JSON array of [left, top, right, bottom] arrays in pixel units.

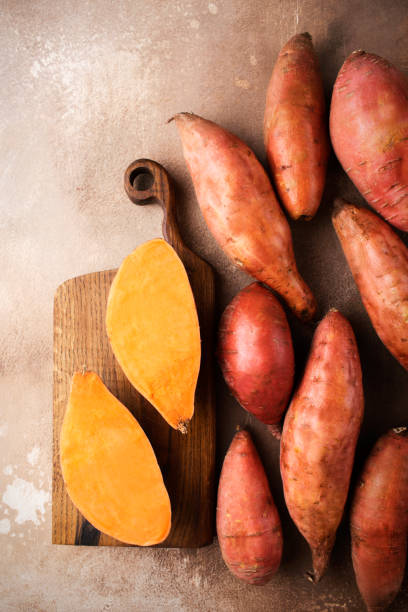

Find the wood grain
[[53, 160, 216, 548]]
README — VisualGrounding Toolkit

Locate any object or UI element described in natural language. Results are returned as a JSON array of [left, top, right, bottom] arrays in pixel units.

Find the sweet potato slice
[[106, 238, 200, 432], [60, 371, 171, 546]]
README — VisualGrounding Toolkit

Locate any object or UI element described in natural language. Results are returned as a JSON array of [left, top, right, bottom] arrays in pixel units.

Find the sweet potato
[[106, 238, 200, 432], [280, 309, 364, 582], [216, 429, 283, 584], [264, 32, 329, 220], [217, 282, 294, 438], [351, 427, 408, 611], [60, 371, 171, 546], [332, 199, 408, 371], [330, 50, 408, 231], [171, 112, 317, 321]]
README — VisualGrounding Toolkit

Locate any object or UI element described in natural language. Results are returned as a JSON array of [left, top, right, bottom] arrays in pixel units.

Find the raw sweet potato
[[332, 199, 408, 371], [217, 430, 283, 584], [60, 371, 171, 546], [171, 112, 317, 321], [264, 32, 329, 220], [330, 50, 408, 231], [217, 282, 294, 438], [351, 427, 408, 612], [106, 238, 200, 432], [280, 309, 364, 582]]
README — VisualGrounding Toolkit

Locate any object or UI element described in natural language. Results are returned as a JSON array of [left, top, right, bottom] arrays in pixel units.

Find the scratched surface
[[1, 1, 408, 610]]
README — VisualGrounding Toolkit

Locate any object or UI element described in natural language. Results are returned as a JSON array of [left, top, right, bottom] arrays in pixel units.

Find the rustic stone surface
[[1, 1, 408, 609]]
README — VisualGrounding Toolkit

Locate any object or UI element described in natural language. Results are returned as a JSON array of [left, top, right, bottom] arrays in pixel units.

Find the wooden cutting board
[[52, 159, 216, 547]]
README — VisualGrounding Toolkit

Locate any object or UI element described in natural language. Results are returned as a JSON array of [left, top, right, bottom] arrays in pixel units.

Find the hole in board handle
[[129, 167, 154, 191]]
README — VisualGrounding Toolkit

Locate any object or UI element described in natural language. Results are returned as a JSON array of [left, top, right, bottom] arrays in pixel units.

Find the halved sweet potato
[[60, 371, 171, 546], [106, 238, 201, 432]]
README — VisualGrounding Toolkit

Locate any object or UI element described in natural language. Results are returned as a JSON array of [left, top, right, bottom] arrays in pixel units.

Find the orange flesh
[[106, 239, 201, 431], [60, 371, 171, 546]]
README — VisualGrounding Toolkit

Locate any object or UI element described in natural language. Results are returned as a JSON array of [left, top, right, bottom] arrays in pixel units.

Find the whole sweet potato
[[171, 112, 317, 321], [330, 50, 408, 231], [332, 199, 408, 371], [217, 282, 294, 438], [351, 428, 408, 612], [217, 429, 283, 584], [280, 309, 364, 582], [264, 32, 329, 220]]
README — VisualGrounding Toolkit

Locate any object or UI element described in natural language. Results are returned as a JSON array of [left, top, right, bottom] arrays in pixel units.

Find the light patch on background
[[235, 77, 250, 89], [2, 478, 50, 525], [0, 518, 11, 534], [27, 446, 40, 466]]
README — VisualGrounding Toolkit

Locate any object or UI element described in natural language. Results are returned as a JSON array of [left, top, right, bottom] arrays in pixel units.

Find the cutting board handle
[[124, 158, 182, 248]]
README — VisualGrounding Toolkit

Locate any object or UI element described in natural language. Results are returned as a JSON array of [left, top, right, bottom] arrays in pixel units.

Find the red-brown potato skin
[[264, 33, 329, 220], [351, 428, 408, 612], [332, 199, 408, 371], [280, 310, 364, 582], [217, 430, 283, 585], [330, 50, 408, 231], [217, 282, 294, 438], [172, 112, 317, 321]]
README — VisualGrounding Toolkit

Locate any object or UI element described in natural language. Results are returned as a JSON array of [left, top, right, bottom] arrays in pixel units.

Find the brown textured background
[[1, 0, 408, 610]]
